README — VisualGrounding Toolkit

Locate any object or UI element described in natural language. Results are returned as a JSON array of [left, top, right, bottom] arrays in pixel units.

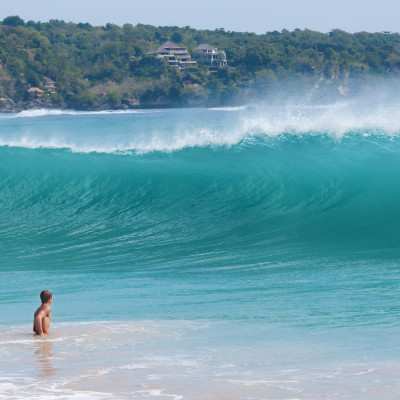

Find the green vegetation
[[1, 16, 400, 110]]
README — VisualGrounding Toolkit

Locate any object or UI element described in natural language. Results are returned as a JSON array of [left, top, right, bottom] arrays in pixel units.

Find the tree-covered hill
[[1, 16, 400, 110]]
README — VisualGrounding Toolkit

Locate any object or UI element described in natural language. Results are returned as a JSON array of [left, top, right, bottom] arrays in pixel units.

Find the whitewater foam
[[0, 108, 148, 119], [208, 105, 249, 111], [242, 102, 400, 138], [0, 103, 399, 154]]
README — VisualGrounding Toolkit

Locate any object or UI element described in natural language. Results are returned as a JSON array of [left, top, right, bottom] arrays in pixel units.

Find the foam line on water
[[208, 105, 249, 111], [0, 108, 149, 119]]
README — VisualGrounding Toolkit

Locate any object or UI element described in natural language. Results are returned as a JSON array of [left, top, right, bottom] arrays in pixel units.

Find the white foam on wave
[[131, 127, 245, 154], [1, 102, 400, 154], [0, 108, 147, 119], [208, 105, 248, 112], [0, 126, 244, 154], [119, 364, 147, 370], [242, 102, 400, 138], [0, 136, 124, 154]]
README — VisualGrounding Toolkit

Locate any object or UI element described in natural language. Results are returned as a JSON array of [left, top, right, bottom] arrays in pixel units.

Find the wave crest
[[1, 103, 400, 154], [0, 108, 147, 119]]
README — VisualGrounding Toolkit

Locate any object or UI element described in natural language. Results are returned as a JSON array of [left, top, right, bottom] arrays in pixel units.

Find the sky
[[1, 0, 400, 34]]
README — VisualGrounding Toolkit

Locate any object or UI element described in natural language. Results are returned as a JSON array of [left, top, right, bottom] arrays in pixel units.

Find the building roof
[[27, 87, 44, 93], [195, 44, 217, 51], [155, 41, 186, 53], [159, 41, 178, 48], [44, 77, 55, 84]]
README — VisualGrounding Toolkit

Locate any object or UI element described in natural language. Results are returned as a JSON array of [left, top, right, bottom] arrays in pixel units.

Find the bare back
[[33, 304, 52, 336]]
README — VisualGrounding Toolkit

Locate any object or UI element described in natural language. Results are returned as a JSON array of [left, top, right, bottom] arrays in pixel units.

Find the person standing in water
[[33, 290, 52, 337]]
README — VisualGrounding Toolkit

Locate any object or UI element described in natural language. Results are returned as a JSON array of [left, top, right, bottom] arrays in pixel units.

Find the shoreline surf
[[1, 320, 400, 400]]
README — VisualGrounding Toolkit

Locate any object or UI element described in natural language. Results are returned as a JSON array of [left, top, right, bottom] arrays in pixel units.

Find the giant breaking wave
[[1, 104, 399, 272]]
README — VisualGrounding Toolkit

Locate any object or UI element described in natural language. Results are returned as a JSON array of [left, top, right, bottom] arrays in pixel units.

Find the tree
[[171, 32, 183, 43], [2, 15, 25, 27]]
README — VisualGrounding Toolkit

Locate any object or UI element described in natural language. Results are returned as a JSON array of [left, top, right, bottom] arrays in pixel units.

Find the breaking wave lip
[[0, 128, 397, 155], [243, 102, 400, 138], [0, 125, 249, 154], [1, 102, 400, 154]]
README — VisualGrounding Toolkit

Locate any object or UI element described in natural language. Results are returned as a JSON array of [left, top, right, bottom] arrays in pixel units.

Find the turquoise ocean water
[[0, 105, 399, 399]]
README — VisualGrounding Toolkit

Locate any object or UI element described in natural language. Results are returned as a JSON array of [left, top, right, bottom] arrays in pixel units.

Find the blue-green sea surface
[[0, 105, 399, 399]]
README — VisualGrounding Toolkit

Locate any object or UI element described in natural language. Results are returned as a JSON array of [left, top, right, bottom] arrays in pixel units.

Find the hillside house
[[44, 77, 56, 94], [146, 41, 197, 69], [193, 44, 227, 70], [27, 87, 44, 99]]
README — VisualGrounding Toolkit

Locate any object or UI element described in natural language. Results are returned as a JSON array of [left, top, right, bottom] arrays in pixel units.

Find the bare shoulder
[[34, 306, 42, 317], [34, 304, 51, 317]]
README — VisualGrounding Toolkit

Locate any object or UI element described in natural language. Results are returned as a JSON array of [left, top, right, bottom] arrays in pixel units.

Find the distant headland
[[1, 16, 400, 111]]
